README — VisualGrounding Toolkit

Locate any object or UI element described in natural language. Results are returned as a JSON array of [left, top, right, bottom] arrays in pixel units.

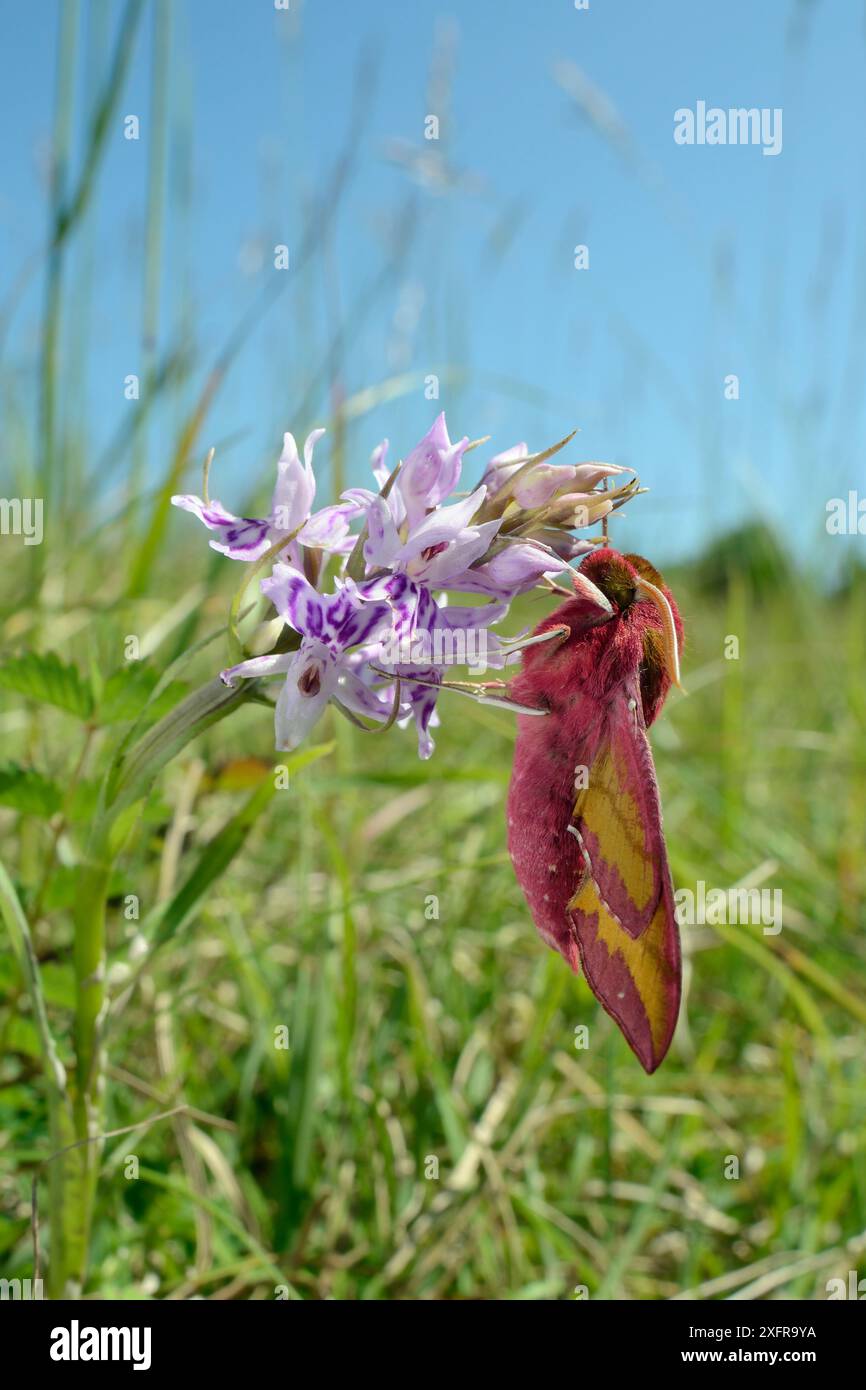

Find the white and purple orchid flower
[[221, 566, 394, 750], [172, 412, 638, 758], [172, 430, 360, 564], [352, 487, 500, 635], [375, 594, 511, 759]]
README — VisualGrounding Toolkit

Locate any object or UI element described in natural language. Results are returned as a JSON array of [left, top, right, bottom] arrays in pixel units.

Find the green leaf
[[0, 764, 100, 824], [99, 665, 160, 722], [105, 676, 252, 811], [0, 764, 63, 817], [0, 651, 93, 719]]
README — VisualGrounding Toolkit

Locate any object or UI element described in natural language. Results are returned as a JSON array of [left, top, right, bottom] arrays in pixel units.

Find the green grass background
[[1, 532, 865, 1299], [1, 1, 865, 1300]]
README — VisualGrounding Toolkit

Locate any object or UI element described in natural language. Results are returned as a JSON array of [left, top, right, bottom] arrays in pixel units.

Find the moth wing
[[568, 681, 681, 1073]]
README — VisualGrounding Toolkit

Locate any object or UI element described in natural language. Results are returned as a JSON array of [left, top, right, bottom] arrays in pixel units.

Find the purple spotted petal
[[262, 564, 326, 637], [171, 494, 272, 561], [395, 670, 441, 760], [414, 584, 438, 637], [262, 564, 390, 652], [363, 571, 421, 645], [325, 583, 391, 650], [421, 599, 507, 672]]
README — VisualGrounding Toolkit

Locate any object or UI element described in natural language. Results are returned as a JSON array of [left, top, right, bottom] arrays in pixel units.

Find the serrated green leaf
[[99, 666, 190, 725], [0, 651, 94, 719], [0, 764, 63, 817], [99, 665, 160, 722]]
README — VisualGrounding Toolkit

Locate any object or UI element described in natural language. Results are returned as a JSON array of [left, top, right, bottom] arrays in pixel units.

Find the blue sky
[[1, 0, 864, 561]]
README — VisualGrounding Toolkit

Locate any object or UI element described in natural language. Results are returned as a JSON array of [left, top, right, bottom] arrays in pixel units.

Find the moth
[[506, 548, 684, 1072]]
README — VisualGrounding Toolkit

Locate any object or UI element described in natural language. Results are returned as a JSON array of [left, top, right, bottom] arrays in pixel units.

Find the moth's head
[[575, 548, 683, 690], [518, 548, 683, 717]]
